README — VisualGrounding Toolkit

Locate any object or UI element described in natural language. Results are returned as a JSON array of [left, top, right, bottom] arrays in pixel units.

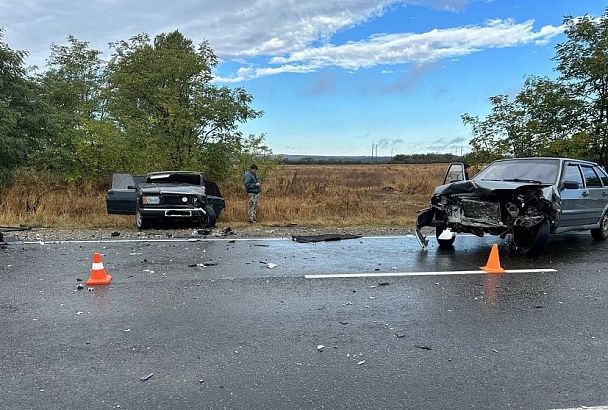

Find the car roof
[[492, 157, 599, 166]]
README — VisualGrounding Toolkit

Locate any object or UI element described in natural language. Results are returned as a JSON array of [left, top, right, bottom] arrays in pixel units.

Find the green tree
[[555, 11, 608, 167], [463, 9, 608, 167], [0, 28, 44, 186], [36, 35, 115, 177], [106, 31, 263, 175]]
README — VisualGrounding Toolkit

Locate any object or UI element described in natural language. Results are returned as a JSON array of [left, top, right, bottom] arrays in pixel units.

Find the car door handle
[[582, 191, 589, 197]]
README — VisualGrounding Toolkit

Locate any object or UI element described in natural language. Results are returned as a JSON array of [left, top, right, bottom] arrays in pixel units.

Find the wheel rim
[[602, 214, 608, 237]]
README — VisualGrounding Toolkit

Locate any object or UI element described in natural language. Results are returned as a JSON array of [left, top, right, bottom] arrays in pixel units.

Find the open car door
[[442, 162, 467, 185], [106, 173, 139, 215], [204, 180, 226, 218]]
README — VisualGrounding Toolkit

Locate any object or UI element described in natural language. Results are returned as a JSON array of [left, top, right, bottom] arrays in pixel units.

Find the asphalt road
[[1, 231, 608, 409]]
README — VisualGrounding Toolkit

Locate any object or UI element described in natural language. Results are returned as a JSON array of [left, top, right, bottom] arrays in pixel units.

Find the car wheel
[[591, 212, 608, 241], [136, 209, 150, 230], [199, 205, 217, 228], [509, 220, 549, 256], [436, 226, 456, 248]]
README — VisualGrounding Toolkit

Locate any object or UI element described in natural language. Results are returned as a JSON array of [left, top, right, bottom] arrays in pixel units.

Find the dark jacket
[[244, 170, 261, 194]]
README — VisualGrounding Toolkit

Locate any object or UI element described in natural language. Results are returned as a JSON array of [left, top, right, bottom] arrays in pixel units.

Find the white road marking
[[551, 407, 608, 410], [305, 268, 556, 279]]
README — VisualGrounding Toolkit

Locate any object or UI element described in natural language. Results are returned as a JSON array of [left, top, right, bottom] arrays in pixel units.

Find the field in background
[[0, 164, 446, 228]]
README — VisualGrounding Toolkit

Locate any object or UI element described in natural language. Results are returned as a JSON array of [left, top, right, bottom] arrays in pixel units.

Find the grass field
[[0, 164, 447, 228]]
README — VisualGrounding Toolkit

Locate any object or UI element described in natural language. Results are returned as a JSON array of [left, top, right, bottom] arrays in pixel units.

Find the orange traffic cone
[[481, 244, 505, 274], [86, 252, 112, 285]]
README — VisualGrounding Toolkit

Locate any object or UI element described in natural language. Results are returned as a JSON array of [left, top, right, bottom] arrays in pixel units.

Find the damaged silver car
[[416, 158, 608, 256]]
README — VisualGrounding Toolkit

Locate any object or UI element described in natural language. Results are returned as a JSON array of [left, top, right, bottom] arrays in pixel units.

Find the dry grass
[[0, 164, 447, 228]]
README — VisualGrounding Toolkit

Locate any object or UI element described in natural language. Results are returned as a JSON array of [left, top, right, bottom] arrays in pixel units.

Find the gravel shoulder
[[8, 223, 415, 242]]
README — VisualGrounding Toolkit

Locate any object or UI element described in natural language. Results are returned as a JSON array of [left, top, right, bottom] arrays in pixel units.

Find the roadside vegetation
[[0, 164, 445, 228]]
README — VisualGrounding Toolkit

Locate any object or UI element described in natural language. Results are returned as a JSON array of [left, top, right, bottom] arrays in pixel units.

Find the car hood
[[138, 183, 205, 196], [434, 179, 552, 196]]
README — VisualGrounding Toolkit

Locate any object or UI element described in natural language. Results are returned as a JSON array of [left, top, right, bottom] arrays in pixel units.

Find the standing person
[[244, 164, 262, 223]]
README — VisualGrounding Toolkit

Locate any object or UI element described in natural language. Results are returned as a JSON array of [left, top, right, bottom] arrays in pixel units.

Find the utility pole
[[371, 143, 374, 164]]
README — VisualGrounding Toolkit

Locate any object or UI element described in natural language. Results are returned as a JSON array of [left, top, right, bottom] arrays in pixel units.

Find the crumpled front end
[[415, 180, 558, 249]]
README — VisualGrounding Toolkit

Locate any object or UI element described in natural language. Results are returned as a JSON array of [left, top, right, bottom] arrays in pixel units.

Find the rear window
[[595, 166, 608, 186], [581, 165, 602, 187]]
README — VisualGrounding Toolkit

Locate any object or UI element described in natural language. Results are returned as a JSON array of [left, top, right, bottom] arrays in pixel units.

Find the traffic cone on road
[[85, 252, 112, 285], [481, 244, 505, 274]]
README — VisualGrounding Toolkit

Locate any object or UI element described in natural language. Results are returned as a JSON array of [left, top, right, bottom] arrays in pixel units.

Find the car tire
[[436, 226, 456, 248], [591, 212, 608, 241], [136, 209, 150, 230], [509, 220, 549, 256], [199, 205, 217, 228]]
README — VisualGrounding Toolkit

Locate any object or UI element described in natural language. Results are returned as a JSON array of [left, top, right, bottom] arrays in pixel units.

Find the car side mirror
[[562, 180, 579, 190]]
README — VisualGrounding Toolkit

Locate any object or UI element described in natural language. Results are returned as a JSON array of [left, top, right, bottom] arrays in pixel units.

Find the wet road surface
[[1, 233, 608, 409]]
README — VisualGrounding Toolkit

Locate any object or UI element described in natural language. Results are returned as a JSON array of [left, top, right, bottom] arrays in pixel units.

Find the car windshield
[[473, 159, 559, 184], [146, 173, 201, 185]]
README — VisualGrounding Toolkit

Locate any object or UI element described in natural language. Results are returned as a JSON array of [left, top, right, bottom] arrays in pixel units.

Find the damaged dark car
[[416, 158, 608, 256], [106, 171, 225, 229]]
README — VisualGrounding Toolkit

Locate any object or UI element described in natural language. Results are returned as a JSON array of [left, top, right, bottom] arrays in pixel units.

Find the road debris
[[76, 284, 84, 290], [395, 332, 406, 338], [140, 373, 154, 382], [189, 262, 217, 268], [357, 360, 366, 365], [378, 282, 390, 286], [317, 345, 325, 352], [111, 232, 120, 237], [339, 321, 348, 325], [414, 345, 432, 351], [292, 234, 362, 243], [260, 261, 278, 269]]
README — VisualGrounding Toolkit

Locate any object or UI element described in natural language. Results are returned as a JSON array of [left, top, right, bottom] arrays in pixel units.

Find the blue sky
[[1, 0, 605, 156]]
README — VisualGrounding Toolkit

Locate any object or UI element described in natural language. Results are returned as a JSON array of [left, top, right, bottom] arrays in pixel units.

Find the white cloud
[[218, 18, 563, 82], [0, 0, 467, 67], [1, 0, 563, 80]]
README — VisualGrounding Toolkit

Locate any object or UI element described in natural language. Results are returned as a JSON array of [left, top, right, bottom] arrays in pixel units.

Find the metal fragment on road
[[414, 345, 432, 351], [317, 345, 325, 351], [140, 373, 153, 382], [266, 263, 277, 269], [357, 360, 366, 365]]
